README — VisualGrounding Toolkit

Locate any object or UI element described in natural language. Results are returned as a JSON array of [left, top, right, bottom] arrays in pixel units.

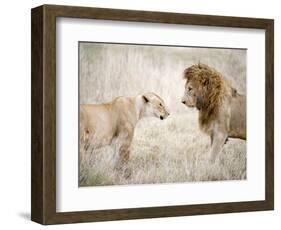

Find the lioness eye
[[188, 87, 192, 91]]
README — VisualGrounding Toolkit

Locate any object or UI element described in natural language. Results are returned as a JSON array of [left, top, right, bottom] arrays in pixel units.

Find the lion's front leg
[[208, 131, 228, 163]]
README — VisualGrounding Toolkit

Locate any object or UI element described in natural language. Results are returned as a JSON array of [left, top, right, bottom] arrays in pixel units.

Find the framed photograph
[[31, 4, 274, 225]]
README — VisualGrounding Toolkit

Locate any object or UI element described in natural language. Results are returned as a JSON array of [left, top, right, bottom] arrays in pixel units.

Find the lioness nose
[[182, 100, 186, 104]]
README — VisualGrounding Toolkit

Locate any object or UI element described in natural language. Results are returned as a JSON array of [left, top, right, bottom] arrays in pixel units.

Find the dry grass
[[79, 43, 246, 186], [80, 112, 246, 186]]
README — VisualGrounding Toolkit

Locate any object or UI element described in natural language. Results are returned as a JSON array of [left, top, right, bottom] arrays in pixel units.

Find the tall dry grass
[[79, 43, 246, 186]]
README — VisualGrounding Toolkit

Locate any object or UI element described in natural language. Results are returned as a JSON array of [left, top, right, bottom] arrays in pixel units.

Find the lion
[[181, 64, 246, 162], [80, 92, 169, 173]]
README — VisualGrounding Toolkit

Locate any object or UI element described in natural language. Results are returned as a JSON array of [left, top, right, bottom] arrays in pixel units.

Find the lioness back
[[80, 103, 117, 145]]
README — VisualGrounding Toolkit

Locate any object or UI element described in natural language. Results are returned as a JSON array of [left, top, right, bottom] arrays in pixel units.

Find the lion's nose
[[182, 100, 186, 104]]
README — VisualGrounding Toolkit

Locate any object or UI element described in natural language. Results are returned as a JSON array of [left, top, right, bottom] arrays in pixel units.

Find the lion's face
[[142, 93, 170, 120], [181, 81, 198, 108]]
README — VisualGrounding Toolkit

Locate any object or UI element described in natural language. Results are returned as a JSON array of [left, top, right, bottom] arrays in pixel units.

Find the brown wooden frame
[[31, 4, 274, 225]]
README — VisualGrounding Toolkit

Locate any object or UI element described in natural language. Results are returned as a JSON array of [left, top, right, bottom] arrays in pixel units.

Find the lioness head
[[141, 92, 169, 120]]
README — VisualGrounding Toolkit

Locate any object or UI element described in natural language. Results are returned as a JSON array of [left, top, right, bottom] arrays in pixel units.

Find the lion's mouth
[[187, 104, 195, 108], [182, 100, 195, 108]]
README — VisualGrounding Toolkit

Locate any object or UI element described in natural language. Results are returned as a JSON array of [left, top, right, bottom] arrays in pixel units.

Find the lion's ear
[[196, 96, 204, 110], [142, 95, 149, 103]]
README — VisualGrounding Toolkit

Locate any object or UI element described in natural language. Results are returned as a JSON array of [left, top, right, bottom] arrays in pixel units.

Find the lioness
[[181, 64, 246, 162], [80, 92, 169, 170]]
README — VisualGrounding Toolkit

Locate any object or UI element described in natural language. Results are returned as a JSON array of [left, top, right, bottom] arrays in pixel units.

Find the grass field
[[79, 112, 246, 186], [79, 43, 247, 186]]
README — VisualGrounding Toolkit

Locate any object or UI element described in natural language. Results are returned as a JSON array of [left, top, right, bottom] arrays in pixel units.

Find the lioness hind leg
[[79, 131, 87, 164]]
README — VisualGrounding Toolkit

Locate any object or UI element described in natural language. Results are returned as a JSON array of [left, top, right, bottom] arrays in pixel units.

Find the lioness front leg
[[208, 131, 228, 163], [115, 125, 134, 177]]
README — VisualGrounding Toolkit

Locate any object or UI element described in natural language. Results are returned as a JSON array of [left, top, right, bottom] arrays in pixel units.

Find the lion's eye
[[188, 87, 192, 91], [159, 103, 163, 107]]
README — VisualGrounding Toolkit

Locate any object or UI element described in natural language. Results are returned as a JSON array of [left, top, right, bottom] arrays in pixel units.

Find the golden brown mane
[[184, 64, 230, 129]]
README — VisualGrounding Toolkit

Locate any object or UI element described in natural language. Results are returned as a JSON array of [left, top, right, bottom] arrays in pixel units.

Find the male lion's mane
[[183, 64, 231, 129]]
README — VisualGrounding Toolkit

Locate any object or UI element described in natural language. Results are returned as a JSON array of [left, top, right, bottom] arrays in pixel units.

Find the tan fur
[[182, 64, 246, 162], [80, 92, 169, 173]]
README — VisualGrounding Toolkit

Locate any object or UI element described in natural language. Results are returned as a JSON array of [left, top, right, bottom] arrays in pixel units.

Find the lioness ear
[[142, 95, 149, 103], [196, 96, 204, 110]]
